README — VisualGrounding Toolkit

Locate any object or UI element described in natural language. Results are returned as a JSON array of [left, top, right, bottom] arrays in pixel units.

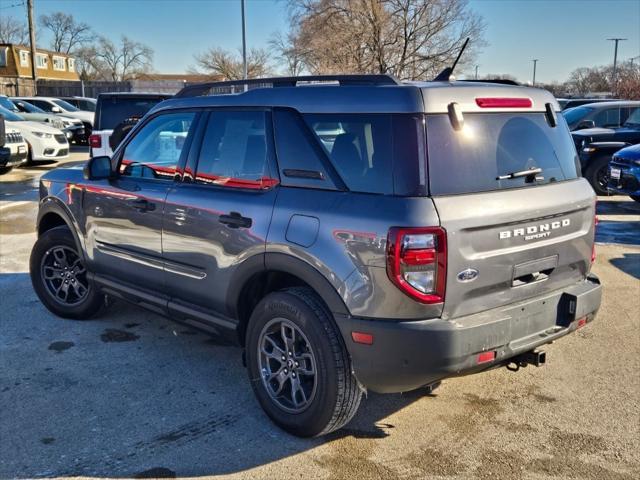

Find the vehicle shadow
[[609, 253, 640, 280], [0, 272, 430, 478]]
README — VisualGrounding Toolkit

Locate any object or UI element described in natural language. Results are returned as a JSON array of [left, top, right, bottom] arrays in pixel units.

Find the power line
[[0, 0, 25, 10]]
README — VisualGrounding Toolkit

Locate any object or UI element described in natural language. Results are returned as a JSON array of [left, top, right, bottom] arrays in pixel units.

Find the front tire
[[246, 287, 362, 437], [0, 166, 12, 175], [30, 226, 103, 319], [585, 157, 611, 196]]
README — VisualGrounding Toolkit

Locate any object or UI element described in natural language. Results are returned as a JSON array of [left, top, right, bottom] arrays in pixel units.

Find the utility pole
[[532, 59, 538, 86], [607, 38, 627, 95], [241, 0, 247, 84], [27, 0, 37, 94], [475, 65, 479, 80]]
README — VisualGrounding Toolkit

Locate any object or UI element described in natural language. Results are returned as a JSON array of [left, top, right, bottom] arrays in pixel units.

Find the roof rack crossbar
[[174, 74, 401, 98]]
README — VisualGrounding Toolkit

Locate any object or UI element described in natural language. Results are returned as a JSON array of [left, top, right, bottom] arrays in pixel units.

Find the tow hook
[[506, 350, 546, 372]]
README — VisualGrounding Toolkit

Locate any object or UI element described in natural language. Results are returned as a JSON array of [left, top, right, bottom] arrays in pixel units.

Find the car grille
[[4, 132, 24, 144], [54, 134, 67, 144], [56, 148, 69, 157]]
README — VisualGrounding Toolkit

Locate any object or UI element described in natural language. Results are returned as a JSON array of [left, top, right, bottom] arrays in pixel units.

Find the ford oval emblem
[[457, 268, 479, 283]]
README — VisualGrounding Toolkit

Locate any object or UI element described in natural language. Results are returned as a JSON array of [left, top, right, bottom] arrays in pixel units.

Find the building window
[[0, 48, 7, 67], [35, 53, 48, 69], [67, 58, 75, 72], [19, 50, 29, 67], [52, 56, 65, 71]]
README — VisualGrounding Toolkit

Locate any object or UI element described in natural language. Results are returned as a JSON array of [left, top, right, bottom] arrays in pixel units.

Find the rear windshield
[[427, 113, 579, 195], [302, 113, 426, 195], [97, 97, 168, 130], [562, 106, 593, 125]]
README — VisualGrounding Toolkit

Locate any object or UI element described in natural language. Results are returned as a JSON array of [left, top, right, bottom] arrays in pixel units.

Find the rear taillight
[[475, 97, 532, 108], [89, 134, 101, 148], [386, 227, 447, 304]]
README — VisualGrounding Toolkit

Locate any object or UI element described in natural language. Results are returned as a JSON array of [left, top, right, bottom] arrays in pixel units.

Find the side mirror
[[83, 156, 113, 180], [577, 120, 595, 130], [51, 106, 62, 113]]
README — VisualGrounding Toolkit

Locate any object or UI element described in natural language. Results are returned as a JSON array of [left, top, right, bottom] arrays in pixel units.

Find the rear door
[[426, 110, 595, 320], [162, 109, 278, 320]]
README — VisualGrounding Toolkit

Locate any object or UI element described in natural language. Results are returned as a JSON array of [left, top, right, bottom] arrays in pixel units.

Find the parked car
[[30, 75, 601, 437], [12, 96, 94, 140], [0, 115, 28, 175], [557, 98, 619, 110], [608, 144, 640, 202], [0, 106, 69, 164], [59, 96, 96, 112], [11, 98, 86, 144], [562, 101, 639, 131], [573, 107, 640, 194], [90, 92, 172, 158]]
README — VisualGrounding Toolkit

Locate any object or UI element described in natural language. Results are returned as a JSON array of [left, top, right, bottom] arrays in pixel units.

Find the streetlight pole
[[241, 0, 247, 83], [475, 65, 479, 80], [607, 38, 627, 95], [532, 59, 538, 86], [27, 0, 37, 94]]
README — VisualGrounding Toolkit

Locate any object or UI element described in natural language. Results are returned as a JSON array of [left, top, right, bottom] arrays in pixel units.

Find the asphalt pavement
[[0, 150, 638, 479]]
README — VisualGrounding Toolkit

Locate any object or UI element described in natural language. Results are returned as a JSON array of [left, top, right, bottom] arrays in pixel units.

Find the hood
[[57, 113, 86, 125], [63, 110, 93, 124], [614, 143, 640, 160], [20, 113, 65, 127], [572, 127, 614, 137], [7, 120, 65, 135]]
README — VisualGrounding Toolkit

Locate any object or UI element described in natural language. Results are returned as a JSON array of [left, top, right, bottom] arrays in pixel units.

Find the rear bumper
[[336, 275, 602, 393]]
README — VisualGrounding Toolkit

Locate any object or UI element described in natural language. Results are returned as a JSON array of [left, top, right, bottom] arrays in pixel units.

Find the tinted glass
[[303, 113, 426, 195], [624, 108, 640, 127], [98, 97, 167, 130], [0, 97, 19, 112], [28, 99, 54, 111], [562, 106, 593, 125], [273, 109, 337, 190], [427, 113, 579, 195], [0, 106, 23, 121], [593, 108, 621, 127], [196, 111, 273, 189], [119, 112, 195, 181], [13, 100, 45, 113], [52, 99, 79, 111]]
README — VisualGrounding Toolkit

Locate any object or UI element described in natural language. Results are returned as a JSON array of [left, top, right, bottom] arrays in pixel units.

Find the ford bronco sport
[[30, 75, 602, 437]]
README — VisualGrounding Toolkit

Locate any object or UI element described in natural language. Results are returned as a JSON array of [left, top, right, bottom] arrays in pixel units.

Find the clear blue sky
[[5, 0, 640, 83]]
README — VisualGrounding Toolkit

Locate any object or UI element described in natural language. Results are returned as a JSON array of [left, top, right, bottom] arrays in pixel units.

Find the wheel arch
[[37, 199, 86, 261], [228, 252, 349, 344]]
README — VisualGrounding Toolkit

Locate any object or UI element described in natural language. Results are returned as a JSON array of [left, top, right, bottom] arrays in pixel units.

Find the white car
[[0, 107, 69, 163], [0, 127, 28, 174]]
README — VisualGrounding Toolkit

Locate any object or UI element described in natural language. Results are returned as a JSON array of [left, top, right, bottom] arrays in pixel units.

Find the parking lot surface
[[1, 151, 639, 479]]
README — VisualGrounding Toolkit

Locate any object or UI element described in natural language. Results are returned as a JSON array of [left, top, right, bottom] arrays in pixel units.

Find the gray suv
[[30, 75, 602, 437]]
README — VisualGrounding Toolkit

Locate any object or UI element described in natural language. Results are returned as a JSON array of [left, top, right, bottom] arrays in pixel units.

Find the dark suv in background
[[30, 75, 601, 437]]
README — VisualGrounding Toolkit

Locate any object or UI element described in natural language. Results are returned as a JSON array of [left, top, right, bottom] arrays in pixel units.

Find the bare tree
[[93, 36, 154, 81], [38, 12, 92, 54], [0, 15, 30, 45], [269, 31, 307, 76], [285, 0, 486, 80], [192, 47, 272, 79]]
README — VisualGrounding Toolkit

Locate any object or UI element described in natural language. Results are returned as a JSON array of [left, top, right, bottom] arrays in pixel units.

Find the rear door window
[[594, 108, 621, 127], [427, 113, 579, 195], [195, 110, 276, 189]]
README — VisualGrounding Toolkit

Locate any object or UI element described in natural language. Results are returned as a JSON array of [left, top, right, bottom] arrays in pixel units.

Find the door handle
[[129, 198, 156, 212], [219, 211, 252, 229]]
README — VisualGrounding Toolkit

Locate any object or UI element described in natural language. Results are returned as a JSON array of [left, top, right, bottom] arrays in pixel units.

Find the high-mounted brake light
[[475, 97, 532, 108], [89, 134, 102, 149], [386, 227, 447, 304]]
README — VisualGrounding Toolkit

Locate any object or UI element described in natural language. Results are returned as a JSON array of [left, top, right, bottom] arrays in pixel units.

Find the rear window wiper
[[497, 167, 543, 182]]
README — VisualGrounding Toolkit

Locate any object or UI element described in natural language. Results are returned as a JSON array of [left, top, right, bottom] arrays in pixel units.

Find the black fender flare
[[225, 252, 350, 320], [36, 197, 87, 261]]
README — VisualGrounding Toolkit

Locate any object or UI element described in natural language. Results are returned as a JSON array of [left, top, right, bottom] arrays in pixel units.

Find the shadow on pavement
[[0, 272, 428, 478], [609, 253, 640, 280]]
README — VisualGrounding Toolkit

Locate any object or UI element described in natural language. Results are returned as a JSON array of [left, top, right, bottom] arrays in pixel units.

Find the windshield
[[0, 106, 25, 122], [52, 99, 79, 111], [97, 97, 167, 129], [623, 108, 640, 127], [562, 106, 594, 125], [427, 113, 579, 195], [0, 97, 20, 112]]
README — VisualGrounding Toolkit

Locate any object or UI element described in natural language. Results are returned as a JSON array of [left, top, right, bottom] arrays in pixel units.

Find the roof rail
[[174, 74, 401, 98], [460, 79, 520, 86]]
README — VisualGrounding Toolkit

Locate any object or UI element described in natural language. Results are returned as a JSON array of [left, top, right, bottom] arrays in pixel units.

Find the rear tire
[[245, 287, 362, 437], [585, 157, 611, 196], [0, 166, 12, 175], [30, 226, 103, 319]]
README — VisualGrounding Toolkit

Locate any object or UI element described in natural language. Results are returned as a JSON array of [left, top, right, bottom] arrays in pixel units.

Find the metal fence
[[0, 79, 191, 97]]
